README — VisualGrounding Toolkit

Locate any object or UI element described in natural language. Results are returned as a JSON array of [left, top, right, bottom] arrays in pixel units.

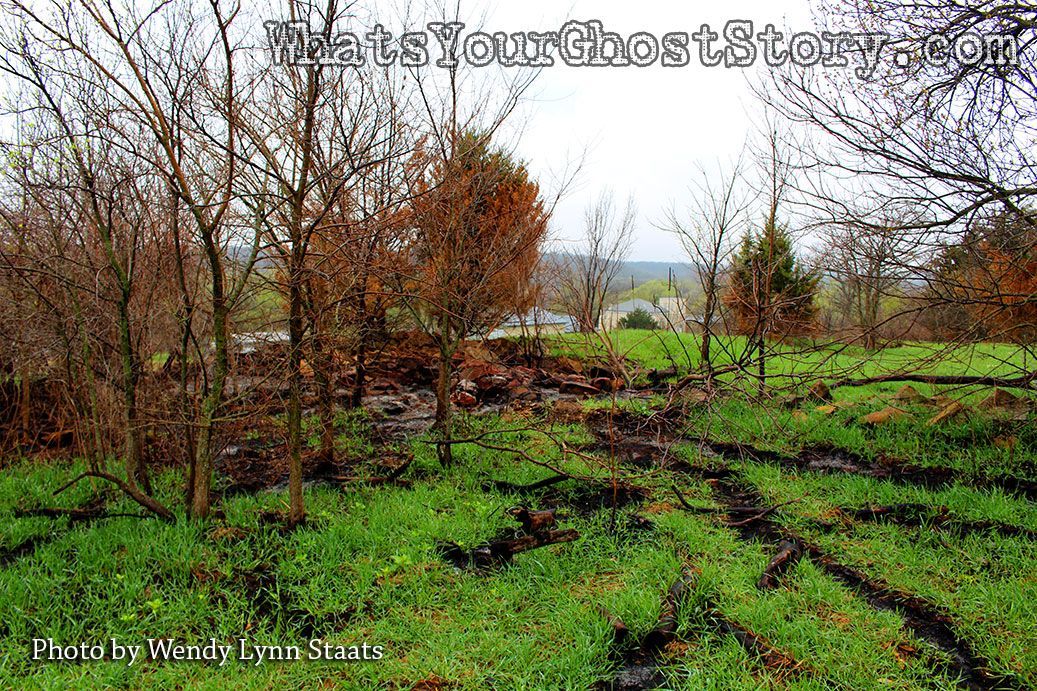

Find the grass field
[[1, 334, 1034, 689]]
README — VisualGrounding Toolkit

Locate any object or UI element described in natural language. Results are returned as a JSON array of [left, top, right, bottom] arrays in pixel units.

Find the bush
[[619, 307, 658, 330]]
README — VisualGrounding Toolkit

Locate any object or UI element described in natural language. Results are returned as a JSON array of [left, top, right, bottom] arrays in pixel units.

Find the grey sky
[[479, 1, 814, 261]]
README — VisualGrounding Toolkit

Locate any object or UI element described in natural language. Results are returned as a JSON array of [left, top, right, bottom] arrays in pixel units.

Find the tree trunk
[[434, 333, 454, 467], [18, 372, 30, 449], [351, 284, 369, 409], [117, 295, 149, 495], [756, 333, 766, 399], [287, 263, 306, 526], [700, 275, 716, 375], [310, 312, 335, 468], [168, 189, 198, 509], [190, 300, 229, 520]]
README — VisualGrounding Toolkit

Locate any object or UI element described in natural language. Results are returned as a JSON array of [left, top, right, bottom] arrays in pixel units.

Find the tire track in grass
[[829, 504, 1037, 541], [569, 419, 812, 689], [699, 439, 1037, 503], [577, 411, 1025, 689], [707, 469, 1025, 691], [584, 406, 1037, 502]]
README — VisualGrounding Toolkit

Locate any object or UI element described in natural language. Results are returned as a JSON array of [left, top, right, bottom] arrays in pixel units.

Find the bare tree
[[823, 213, 919, 349], [757, 0, 1037, 385], [558, 192, 636, 333], [2, 0, 265, 519], [663, 157, 748, 376]]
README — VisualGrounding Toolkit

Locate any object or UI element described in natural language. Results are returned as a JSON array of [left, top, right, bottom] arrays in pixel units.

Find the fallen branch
[[419, 428, 582, 480], [486, 474, 571, 494], [672, 484, 705, 512], [756, 540, 804, 590], [671, 484, 773, 516], [831, 371, 1036, 391], [54, 471, 174, 521], [14, 506, 151, 522], [709, 612, 803, 674], [727, 497, 804, 528], [669, 365, 740, 393], [439, 528, 580, 569]]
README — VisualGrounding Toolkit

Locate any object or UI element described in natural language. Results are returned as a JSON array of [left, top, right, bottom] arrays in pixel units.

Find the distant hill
[[542, 253, 698, 289], [230, 245, 699, 291], [617, 259, 697, 288]]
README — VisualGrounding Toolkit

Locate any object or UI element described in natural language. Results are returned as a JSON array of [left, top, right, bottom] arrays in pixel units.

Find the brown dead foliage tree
[[404, 130, 549, 466]]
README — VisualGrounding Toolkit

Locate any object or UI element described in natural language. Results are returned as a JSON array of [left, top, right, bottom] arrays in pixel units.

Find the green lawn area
[[548, 330, 1030, 385]]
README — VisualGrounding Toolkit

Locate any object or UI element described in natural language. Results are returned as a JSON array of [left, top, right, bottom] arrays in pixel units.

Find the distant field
[[548, 330, 1031, 385]]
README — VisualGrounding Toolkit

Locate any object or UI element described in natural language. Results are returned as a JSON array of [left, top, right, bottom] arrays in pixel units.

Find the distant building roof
[[604, 299, 662, 314], [498, 307, 572, 327], [485, 308, 576, 339]]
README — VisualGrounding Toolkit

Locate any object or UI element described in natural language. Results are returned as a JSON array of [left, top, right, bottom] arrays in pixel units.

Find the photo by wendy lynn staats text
[[264, 19, 1019, 80], [31, 638, 384, 667]]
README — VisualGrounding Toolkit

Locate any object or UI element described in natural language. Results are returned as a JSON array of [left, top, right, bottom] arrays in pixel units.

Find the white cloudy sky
[[473, 0, 815, 261], [0, 0, 818, 263]]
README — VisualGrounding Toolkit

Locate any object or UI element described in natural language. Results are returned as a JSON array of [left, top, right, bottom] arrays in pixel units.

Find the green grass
[[549, 330, 1030, 387], [3, 410, 1035, 688], [742, 462, 1037, 682], [552, 330, 1035, 481], [1, 333, 1034, 688]]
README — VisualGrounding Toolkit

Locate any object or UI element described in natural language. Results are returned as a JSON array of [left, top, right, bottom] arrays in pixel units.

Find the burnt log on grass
[[642, 568, 697, 652], [841, 504, 1037, 540], [757, 539, 804, 590], [709, 613, 803, 674], [844, 503, 934, 522], [441, 504, 579, 569], [507, 506, 557, 534], [596, 606, 630, 646], [485, 474, 571, 494], [439, 528, 580, 570]]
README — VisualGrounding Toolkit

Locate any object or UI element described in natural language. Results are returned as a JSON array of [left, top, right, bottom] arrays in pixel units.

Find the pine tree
[[619, 306, 658, 330], [725, 219, 818, 340]]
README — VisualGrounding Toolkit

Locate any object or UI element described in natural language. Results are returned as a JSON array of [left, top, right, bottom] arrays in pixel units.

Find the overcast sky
[[475, 0, 815, 261], [1, 0, 818, 263]]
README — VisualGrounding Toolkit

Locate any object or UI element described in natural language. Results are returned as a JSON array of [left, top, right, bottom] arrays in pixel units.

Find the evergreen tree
[[619, 306, 658, 330], [725, 219, 818, 339]]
